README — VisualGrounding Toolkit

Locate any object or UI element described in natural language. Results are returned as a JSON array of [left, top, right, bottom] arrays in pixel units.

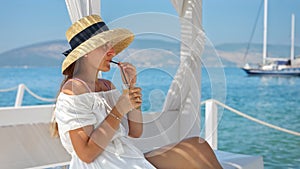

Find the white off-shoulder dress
[[54, 89, 156, 169]]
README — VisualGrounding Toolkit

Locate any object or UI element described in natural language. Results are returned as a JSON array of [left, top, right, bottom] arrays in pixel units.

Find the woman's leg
[[144, 137, 222, 169]]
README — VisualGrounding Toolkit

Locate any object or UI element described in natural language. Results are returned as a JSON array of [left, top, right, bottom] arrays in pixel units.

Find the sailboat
[[242, 0, 300, 76]]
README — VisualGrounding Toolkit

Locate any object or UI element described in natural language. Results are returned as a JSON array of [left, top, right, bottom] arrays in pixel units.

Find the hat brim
[[62, 28, 134, 73]]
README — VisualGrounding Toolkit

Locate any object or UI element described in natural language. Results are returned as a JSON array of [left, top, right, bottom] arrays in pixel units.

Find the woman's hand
[[119, 62, 137, 87], [115, 86, 142, 116], [128, 86, 142, 110]]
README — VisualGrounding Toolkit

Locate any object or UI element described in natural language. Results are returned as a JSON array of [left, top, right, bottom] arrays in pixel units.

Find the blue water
[[0, 67, 299, 168]]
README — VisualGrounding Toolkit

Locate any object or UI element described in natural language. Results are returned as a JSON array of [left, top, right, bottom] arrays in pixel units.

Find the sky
[[0, 0, 299, 54]]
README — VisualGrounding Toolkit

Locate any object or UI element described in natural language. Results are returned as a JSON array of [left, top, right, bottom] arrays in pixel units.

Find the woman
[[53, 14, 222, 169]]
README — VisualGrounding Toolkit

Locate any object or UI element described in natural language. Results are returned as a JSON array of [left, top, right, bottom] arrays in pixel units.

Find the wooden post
[[205, 100, 218, 149]]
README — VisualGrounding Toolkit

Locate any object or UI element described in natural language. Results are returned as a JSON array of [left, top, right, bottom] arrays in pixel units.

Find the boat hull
[[242, 68, 300, 76]]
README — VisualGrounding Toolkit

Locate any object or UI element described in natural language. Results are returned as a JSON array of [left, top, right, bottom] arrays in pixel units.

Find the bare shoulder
[[98, 79, 116, 90], [62, 79, 90, 95]]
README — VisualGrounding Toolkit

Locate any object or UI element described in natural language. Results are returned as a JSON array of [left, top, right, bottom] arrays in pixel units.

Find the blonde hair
[[50, 118, 59, 137], [50, 62, 77, 137]]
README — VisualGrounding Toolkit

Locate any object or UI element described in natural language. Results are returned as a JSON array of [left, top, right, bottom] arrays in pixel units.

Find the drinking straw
[[110, 60, 129, 84]]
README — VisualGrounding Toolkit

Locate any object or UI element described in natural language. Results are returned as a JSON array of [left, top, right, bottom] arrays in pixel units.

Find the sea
[[0, 66, 299, 169]]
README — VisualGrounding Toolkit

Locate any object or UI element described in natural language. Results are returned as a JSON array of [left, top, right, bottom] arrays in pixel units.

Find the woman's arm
[[119, 62, 143, 138], [69, 106, 122, 163], [106, 79, 143, 138], [127, 109, 143, 138], [69, 105, 124, 163], [69, 92, 135, 163], [63, 80, 134, 163], [127, 87, 143, 138]]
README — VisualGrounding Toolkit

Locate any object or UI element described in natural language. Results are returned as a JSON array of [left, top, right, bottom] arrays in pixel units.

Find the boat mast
[[290, 13, 295, 64], [263, 0, 268, 65]]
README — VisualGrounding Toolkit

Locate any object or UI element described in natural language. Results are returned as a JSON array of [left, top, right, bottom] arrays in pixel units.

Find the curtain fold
[[164, 0, 204, 139], [65, 0, 100, 23]]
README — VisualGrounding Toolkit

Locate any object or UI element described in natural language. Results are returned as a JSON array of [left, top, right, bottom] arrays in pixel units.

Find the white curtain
[[163, 0, 204, 139], [65, 0, 100, 23]]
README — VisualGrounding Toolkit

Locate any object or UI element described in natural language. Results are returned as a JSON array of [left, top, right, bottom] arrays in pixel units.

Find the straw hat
[[62, 15, 134, 74]]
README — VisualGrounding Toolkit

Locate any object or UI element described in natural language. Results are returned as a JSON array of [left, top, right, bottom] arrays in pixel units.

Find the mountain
[[1, 39, 299, 68], [0, 40, 69, 67], [215, 43, 300, 67], [114, 38, 181, 68], [0, 39, 181, 68]]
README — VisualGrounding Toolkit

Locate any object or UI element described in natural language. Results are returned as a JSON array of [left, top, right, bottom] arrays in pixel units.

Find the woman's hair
[[50, 62, 77, 137]]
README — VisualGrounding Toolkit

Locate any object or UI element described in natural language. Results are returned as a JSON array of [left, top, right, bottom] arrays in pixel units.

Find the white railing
[[0, 84, 56, 107], [203, 99, 300, 150], [1, 84, 299, 150]]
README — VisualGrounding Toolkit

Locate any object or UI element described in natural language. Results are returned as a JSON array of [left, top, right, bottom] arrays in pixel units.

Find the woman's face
[[87, 42, 115, 72]]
